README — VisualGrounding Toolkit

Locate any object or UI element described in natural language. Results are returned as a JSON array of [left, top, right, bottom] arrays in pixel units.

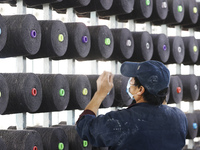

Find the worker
[[76, 60, 188, 150]]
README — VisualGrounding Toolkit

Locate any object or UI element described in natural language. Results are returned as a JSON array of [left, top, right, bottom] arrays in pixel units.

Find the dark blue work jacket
[[76, 103, 188, 150]]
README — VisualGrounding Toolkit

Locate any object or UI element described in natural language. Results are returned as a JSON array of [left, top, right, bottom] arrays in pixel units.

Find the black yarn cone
[[26, 127, 68, 150], [74, 0, 113, 13], [182, 3, 200, 30], [0, 130, 43, 150], [182, 36, 199, 65], [1, 73, 42, 114], [185, 113, 198, 139], [0, 15, 7, 52], [198, 76, 200, 100], [0, 14, 41, 58], [149, 0, 168, 22], [87, 75, 114, 108], [65, 75, 91, 110], [178, 0, 198, 26], [177, 75, 199, 102], [28, 20, 68, 59], [24, 0, 62, 7], [52, 22, 91, 60], [194, 110, 200, 137], [81, 25, 113, 60], [51, 0, 91, 10], [117, 0, 153, 22], [0, 74, 9, 114], [92, 147, 108, 150], [195, 39, 200, 65], [153, 0, 184, 25], [108, 28, 134, 61], [52, 125, 92, 150], [129, 31, 153, 62], [112, 75, 133, 107], [36, 74, 70, 113], [168, 76, 183, 104], [165, 36, 185, 64], [151, 34, 170, 63], [97, 0, 135, 17], [0, 137, 7, 150]]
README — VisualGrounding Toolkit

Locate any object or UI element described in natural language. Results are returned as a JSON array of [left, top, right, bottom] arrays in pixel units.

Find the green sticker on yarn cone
[[193, 46, 198, 52], [178, 5, 183, 12], [59, 89, 65, 97], [193, 7, 198, 13], [58, 142, 64, 150], [58, 34, 64, 42], [83, 140, 88, 148], [146, 0, 150, 6], [82, 88, 88, 96], [0, 92, 1, 98], [105, 38, 111, 46]]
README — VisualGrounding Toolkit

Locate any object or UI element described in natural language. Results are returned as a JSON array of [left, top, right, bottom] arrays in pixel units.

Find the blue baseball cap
[[120, 60, 170, 97]]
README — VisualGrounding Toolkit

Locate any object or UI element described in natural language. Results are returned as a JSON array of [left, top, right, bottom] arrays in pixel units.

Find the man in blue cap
[[76, 60, 188, 150]]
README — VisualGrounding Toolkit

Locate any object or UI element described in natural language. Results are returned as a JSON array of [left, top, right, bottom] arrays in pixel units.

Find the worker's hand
[[96, 71, 114, 97]]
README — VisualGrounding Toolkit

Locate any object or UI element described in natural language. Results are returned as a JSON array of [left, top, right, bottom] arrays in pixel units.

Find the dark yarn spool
[[168, 76, 183, 104], [185, 113, 198, 139], [136, 0, 168, 23], [65, 75, 91, 110], [0, 0, 16, 6], [24, 0, 62, 7], [74, 0, 113, 13], [129, 31, 153, 62], [0, 137, 7, 150], [178, 0, 198, 26], [117, 0, 153, 22], [0, 14, 41, 58], [0, 15, 7, 52], [182, 3, 200, 30], [97, 0, 135, 17], [87, 75, 114, 108], [149, 0, 168, 21], [92, 147, 108, 150], [195, 39, 200, 65], [194, 110, 200, 137], [0, 130, 43, 150], [81, 25, 114, 60], [26, 127, 68, 150], [112, 75, 133, 107], [198, 76, 200, 100], [182, 36, 199, 65], [51, 0, 91, 10], [0, 74, 9, 115], [36, 74, 70, 113], [177, 75, 199, 102], [1, 73, 42, 114], [165, 36, 185, 64], [153, 0, 184, 25], [52, 22, 91, 60], [150, 34, 170, 63], [52, 125, 92, 150], [0, 0, 11, 3], [27, 20, 68, 59], [108, 28, 134, 61]]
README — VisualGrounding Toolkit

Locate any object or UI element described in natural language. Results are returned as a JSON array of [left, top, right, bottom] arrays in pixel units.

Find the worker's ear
[[137, 86, 145, 96]]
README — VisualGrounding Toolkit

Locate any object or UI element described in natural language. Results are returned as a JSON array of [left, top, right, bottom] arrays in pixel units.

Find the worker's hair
[[134, 77, 168, 105]]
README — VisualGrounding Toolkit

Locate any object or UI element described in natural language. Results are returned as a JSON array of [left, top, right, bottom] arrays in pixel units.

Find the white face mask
[[126, 78, 134, 99]]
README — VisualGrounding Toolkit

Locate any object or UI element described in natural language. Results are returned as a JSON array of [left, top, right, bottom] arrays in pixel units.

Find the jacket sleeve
[[76, 109, 126, 147]]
